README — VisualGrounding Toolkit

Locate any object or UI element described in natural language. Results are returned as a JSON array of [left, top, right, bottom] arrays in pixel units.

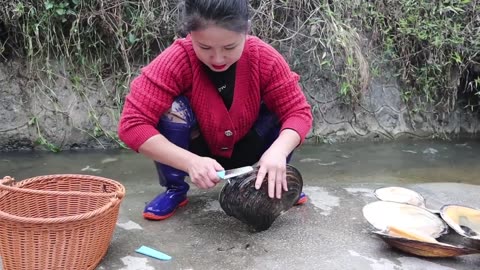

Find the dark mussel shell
[[219, 164, 303, 231]]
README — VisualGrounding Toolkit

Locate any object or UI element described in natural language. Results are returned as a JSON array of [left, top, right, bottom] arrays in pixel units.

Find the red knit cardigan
[[118, 35, 312, 158]]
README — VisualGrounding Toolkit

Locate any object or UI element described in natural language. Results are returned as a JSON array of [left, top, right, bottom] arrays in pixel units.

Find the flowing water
[[2, 139, 479, 185]]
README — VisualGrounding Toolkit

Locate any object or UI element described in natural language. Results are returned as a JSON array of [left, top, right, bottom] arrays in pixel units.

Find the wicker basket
[[0, 174, 125, 270]]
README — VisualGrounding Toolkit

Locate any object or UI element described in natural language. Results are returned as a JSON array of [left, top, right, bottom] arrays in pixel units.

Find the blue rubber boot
[[254, 103, 308, 206], [143, 97, 196, 220], [295, 192, 307, 205], [143, 173, 190, 220]]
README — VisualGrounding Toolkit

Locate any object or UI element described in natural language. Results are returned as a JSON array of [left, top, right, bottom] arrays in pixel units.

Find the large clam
[[218, 165, 303, 231], [440, 205, 480, 249], [363, 201, 478, 257], [363, 201, 448, 238], [374, 186, 438, 213]]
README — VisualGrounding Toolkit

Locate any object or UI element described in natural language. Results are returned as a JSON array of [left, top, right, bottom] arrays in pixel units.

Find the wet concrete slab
[[1, 140, 480, 269]]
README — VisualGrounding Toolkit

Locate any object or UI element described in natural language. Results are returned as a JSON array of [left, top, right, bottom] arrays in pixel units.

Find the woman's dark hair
[[177, 0, 249, 37]]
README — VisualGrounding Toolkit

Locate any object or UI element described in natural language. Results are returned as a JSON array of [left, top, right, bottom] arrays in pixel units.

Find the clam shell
[[373, 231, 479, 257], [363, 201, 448, 238], [374, 186, 426, 208], [362, 201, 480, 257], [440, 205, 480, 249], [218, 165, 303, 231]]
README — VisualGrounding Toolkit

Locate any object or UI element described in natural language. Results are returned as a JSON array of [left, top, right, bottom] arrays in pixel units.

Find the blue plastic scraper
[[135, 245, 172, 261]]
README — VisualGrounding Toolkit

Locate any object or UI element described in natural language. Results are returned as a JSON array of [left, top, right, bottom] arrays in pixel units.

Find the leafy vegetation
[[0, 0, 478, 150], [362, 0, 480, 112]]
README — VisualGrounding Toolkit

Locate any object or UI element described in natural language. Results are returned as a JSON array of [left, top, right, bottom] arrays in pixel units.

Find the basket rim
[[0, 174, 125, 224], [1, 174, 125, 198]]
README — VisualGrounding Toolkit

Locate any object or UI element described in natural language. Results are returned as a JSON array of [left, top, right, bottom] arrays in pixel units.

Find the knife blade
[[217, 166, 254, 180]]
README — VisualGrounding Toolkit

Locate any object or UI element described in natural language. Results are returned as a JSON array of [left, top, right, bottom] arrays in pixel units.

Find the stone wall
[[0, 61, 120, 151], [306, 70, 480, 144]]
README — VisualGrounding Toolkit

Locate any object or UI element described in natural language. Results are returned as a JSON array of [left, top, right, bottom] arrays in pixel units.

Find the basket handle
[[1, 176, 15, 186]]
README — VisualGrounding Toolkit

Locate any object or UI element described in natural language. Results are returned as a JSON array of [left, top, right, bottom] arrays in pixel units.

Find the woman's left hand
[[255, 147, 288, 199]]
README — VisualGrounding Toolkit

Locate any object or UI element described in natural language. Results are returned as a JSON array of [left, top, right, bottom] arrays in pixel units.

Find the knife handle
[[216, 171, 226, 179]]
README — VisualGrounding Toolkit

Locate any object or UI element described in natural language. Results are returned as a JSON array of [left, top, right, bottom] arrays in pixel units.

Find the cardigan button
[[220, 147, 229, 151], [224, 130, 233, 137]]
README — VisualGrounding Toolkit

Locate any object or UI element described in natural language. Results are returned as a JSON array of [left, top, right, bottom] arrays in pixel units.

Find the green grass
[[1, 0, 479, 150]]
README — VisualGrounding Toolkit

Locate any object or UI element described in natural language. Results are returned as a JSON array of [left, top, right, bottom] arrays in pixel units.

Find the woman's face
[[190, 25, 246, 72]]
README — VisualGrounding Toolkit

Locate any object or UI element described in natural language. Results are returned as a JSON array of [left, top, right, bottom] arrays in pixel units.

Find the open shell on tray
[[363, 200, 479, 257]]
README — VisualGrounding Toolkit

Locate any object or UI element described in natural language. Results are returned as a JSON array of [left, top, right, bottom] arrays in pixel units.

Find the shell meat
[[363, 201, 448, 239], [440, 205, 480, 240], [374, 186, 426, 208], [218, 164, 303, 231]]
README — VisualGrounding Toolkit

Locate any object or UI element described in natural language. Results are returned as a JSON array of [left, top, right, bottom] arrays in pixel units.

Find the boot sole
[[143, 198, 189, 221]]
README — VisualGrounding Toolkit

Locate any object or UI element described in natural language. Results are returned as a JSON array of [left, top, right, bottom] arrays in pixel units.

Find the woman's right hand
[[187, 156, 224, 189]]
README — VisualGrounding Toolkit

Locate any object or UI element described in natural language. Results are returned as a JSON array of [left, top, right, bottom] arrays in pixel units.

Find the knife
[[216, 166, 254, 180]]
